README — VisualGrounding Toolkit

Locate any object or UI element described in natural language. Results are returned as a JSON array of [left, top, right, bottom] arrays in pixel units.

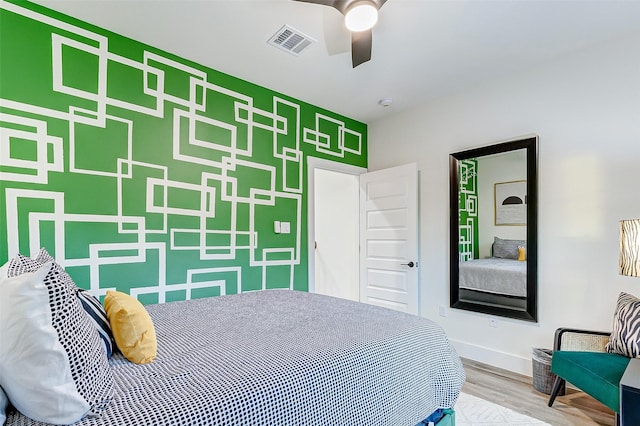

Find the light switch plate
[[274, 221, 281, 233], [281, 222, 290, 234]]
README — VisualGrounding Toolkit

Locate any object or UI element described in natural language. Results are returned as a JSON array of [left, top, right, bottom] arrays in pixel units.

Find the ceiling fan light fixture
[[344, 1, 378, 32]]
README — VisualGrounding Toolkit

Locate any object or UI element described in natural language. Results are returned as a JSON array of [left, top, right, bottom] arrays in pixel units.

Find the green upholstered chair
[[547, 328, 631, 422]]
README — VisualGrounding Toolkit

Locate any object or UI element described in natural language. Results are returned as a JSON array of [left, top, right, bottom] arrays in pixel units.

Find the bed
[[4, 289, 465, 426], [459, 257, 527, 309]]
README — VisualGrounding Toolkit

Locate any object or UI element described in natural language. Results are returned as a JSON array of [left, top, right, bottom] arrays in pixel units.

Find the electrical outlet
[[489, 318, 498, 328], [438, 305, 447, 317]]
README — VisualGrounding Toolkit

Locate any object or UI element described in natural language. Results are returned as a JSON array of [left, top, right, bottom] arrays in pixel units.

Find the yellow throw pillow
[[517, 246, 526, 261], [104, 290, 157, 364]]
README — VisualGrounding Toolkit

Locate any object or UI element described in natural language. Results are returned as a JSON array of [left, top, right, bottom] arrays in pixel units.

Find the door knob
[[401, 261, 416, 268]]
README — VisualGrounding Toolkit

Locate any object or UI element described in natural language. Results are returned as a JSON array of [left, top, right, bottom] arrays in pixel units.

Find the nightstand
[[620, 358, 640, 426]]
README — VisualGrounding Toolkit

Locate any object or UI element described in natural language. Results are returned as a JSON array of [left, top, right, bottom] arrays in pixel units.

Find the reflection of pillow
[[493, 237, 526, 260], [518, 246, 526, 261], [0, 254, 113, 424], [78, 290, 115, 358], [606, 292, 640, 358], [104, 291, 157, 364]]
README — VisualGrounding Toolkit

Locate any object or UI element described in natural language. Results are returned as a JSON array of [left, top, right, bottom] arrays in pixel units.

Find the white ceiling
[[33, 0, 640, 123]]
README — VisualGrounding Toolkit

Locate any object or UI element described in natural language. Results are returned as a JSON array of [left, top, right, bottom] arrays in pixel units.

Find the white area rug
[[455, 392, 551, 426]]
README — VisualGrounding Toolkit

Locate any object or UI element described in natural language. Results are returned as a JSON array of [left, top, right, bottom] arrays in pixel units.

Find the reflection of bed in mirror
[[450, 136, 537, 321], [458, 257, 527, 310]]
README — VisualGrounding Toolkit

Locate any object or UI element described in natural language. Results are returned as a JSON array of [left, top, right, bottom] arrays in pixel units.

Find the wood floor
[[461, 358, 615, 426]]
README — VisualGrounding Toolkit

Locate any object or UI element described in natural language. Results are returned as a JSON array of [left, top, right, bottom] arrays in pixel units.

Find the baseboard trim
[[451, 338, 533, 376]]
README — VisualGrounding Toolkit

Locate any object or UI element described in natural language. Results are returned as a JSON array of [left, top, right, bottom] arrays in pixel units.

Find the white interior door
[[314, 168, 359, 301], [307, 157, 366, 297], [359, 163, 419, 315]]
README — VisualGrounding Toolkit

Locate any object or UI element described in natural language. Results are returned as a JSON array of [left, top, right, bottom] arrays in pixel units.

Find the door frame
[[307, 157, 367, 294]]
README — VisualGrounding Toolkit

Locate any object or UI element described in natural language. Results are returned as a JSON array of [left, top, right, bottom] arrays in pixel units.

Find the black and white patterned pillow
[[33, 248, 77, 290], [0, 385, 8, 425], [606, 292, 640, 358], [35, 248, 115, 357], [0, 253, 114, 423], [78, 290, 115, 358]]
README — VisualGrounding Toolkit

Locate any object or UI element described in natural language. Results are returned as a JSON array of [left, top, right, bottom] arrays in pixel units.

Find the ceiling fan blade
[[292, 0, 335, 5], [292, 0, 343, 13], [294, 0, 387, 66], [351, 29, 372, 68], [323, 7, 350, 55], [293, 0, 388, 14]]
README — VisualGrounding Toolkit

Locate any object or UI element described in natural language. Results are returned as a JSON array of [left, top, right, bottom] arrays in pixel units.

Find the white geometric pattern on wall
[[0, 1, 366, 303], [458, 159, 478, 261]]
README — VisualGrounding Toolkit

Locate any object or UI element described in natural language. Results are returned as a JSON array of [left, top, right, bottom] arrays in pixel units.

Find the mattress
[[459, 257, 527, 297], [5, 290, 465, 426]]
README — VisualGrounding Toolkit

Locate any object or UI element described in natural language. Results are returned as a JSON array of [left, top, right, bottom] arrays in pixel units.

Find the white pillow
[[0, 254, 114, 424], [0, 385, 8, 425]]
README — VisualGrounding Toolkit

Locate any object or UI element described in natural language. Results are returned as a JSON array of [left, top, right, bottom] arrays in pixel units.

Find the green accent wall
[[0, 1, 367, 303], [458, 159, 478, 260]]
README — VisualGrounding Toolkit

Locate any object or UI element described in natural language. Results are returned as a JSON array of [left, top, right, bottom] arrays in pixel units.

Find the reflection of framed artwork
[[495, 180, 527, 225]]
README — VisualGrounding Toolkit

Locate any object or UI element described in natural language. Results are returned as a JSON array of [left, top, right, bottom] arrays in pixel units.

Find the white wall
[[477, 151, 527, 258], [367, 30, 640, 375]]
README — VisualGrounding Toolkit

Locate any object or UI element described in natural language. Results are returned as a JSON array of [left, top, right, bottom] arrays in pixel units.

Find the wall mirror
[[449, 136, 538, 322]]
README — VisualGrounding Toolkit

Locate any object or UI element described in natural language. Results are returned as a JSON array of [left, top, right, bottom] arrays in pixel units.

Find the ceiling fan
[[293, 0, 388, 68]]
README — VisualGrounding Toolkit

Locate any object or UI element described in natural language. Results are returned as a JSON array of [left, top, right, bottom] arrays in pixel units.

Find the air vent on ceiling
[[267, 25, 316, 56]]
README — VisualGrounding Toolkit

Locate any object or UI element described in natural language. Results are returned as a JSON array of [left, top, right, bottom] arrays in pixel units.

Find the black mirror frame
[[449, 136, 538, 322]]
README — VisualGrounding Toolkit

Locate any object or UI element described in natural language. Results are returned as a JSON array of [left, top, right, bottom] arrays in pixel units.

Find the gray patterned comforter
[[6, 290, 465, 426], [459, 258, 527, 297]]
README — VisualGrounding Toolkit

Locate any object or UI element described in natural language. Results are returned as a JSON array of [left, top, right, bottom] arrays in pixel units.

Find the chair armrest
[[554, 328, 611, 352]]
